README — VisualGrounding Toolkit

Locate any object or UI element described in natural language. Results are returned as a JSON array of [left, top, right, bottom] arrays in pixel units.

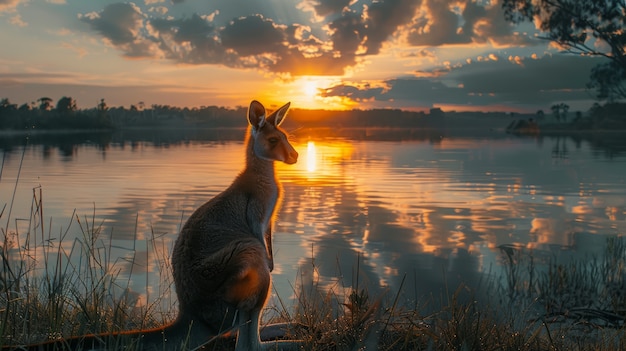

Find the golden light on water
[[306, 141, 317, 173], [279, 139, 354, 183]]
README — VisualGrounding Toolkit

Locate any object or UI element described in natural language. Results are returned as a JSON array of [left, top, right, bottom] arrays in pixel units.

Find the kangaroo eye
[[268, 137, 279, 144]]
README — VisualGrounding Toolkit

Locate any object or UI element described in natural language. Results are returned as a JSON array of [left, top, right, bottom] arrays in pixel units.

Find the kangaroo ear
[[248, 100, 266, 129], [268, 102, 290, 127]]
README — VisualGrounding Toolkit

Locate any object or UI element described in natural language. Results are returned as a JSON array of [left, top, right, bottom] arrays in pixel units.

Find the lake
[[1, 129, 626, 317]]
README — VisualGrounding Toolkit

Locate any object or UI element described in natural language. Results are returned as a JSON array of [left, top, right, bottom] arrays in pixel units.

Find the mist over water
[[1, 129, 625, 313]]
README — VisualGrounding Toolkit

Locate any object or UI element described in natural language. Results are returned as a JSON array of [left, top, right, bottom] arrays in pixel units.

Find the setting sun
[[303, 81, 318, 98]]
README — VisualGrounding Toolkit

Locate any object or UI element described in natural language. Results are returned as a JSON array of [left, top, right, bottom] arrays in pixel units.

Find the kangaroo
[[170, 99, 299, 351], [2, 100, 301, 351]]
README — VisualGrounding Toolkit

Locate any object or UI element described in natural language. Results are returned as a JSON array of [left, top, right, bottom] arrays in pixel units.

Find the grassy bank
[[1, 192, 625, 349]]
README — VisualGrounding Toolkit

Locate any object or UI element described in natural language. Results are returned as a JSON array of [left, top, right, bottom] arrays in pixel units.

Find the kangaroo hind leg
[[224, 241, 271, 351]]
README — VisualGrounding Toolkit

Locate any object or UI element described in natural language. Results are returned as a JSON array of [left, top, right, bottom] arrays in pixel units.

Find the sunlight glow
[[280, 76, 352, 110], [303, 81, 318, 98], [306, 141, 317, 173]]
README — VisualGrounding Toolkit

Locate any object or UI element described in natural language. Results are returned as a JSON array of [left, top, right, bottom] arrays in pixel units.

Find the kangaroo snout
[[285, 149, 298, 164]]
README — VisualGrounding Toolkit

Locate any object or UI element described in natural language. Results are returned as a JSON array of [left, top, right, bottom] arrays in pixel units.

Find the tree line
[[0, 96, 253, 130], [0, 97, 113, 130], [1, 95, 624, 132], [0, 96, 451, 130]]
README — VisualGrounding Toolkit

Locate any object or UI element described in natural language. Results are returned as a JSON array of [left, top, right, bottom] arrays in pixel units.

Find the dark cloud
[[363, 0, 421, 54], [321, 55, 602, 109], [221, 15, 287, 56], [447, 55, 601, 96], [149, 14, 236, 65], [323, 0, 420, 58], [79, 3, 157, 58], [406, 0, 532, 47], [321, 78, 466, 107], [320, 83, 386, 100], [80, 3, 143, 46], [327, 12, 365, 57]]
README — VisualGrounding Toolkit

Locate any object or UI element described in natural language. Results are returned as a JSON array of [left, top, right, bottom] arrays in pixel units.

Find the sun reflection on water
[[306, 141, 316, 173], [279, 139, 355, 184]]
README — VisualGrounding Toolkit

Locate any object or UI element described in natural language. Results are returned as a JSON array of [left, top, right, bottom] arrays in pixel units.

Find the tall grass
[[497, 241, 626, 349], [0, 186, 177, 347]]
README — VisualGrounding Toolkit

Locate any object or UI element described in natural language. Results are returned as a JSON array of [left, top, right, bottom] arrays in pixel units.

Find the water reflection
[[1, 130, 625, 313]]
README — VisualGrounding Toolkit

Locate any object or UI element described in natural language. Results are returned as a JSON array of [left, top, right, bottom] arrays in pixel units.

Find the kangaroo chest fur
[[242, 175, 279, 242], [260, 184, 278, 235]]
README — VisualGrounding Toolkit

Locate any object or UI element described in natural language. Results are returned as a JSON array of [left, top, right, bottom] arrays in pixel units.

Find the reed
[[0, 187, 177, 348]]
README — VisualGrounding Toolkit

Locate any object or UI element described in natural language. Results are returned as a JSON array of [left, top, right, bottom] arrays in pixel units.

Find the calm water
[[1, 130, 626, 313]]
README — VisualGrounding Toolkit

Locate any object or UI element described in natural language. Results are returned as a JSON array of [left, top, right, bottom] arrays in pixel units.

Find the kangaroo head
[[247, 100, 298, 165]]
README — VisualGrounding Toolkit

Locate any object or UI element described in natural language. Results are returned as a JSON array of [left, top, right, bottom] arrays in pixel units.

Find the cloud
[[75, 0, 537, 78], [321, 54, 603, 110], [446, 54, 600, 97], [9, 13, 26, 26], [79, 4, 357, 75], [221, 15, 287, 56], [321, 82, 387, 101], [322, 0, 420, 56], [149, 14, 236, 65], [363, 0, 421, 54], [327, 12, 365, 57], [299, 0, 353, 19], [75, 0, 423, 76], [404, 0, 532, 47], [0, 0, 23, 12], [148, 6, 168, 15], [79, 3, 159, 58]]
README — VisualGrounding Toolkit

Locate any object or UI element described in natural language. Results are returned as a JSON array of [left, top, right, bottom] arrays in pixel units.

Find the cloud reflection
[[3, 132, 626, 312]]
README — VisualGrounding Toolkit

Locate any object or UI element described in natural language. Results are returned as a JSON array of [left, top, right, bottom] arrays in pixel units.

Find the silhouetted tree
[[536, 109, 545, 121], [551, 104, 561, 123], [574, 111, 583, 122], [0, 98, 18, 128], [18, 103, 32, 112], [0, 98, 16, 111], [560, 103, 569, 122], [550, 103, 571, 123], [588, 61, 626, 101], [38, 97, 53, 111], [56, 96, 77, 113], [502, 0, 625, 101], [98, 98, 108, 112]]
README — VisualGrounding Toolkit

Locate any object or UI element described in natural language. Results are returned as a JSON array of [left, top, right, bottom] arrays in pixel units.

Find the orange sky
[[0, 0, 607, 112]]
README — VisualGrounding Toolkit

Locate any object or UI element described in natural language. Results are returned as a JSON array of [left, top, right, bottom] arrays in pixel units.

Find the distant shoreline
[[0, 128, 114, 136], [1, 125, 625, 138]]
